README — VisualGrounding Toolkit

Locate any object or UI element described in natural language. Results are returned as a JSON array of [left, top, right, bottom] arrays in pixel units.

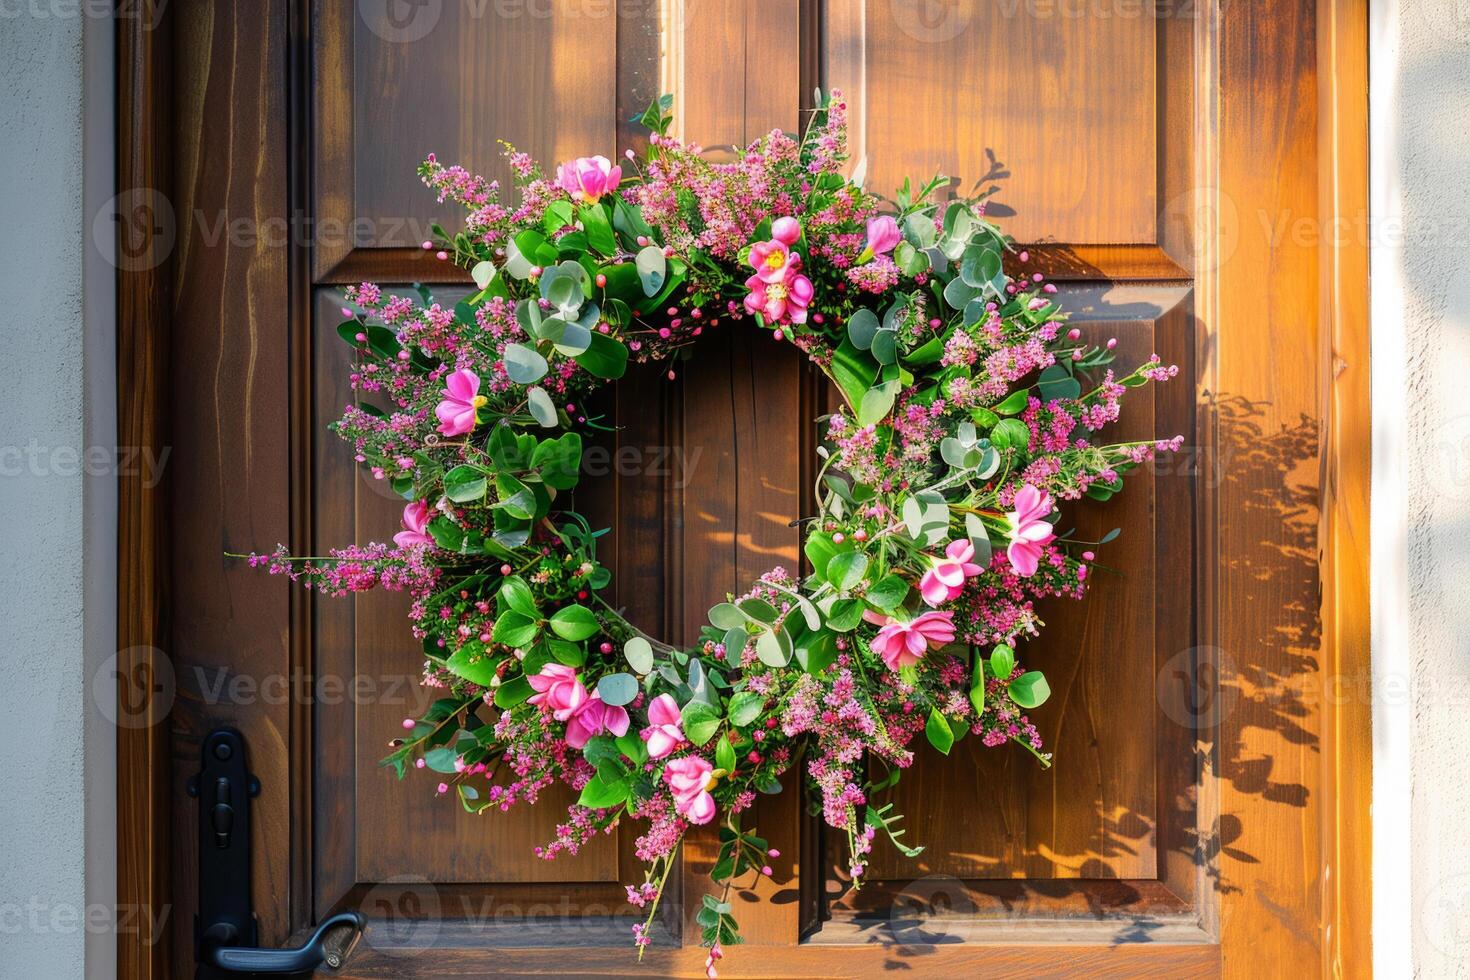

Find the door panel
[[145, 0, 1358, 975]]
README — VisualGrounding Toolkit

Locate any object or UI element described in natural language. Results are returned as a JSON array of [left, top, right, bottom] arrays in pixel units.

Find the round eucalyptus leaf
[[944, 275, 979, 311], [871, 328, 899, 365], [623, 637, 654, 675], [635, 245, 667, 297], [847, 308, 880, 350], [596, 672, 639, 707], [756, 628, 793, 668], [471, 260, 498, 289], [526, 386, 558, 427], [553, 320, 592, 357], [503, 342, 549, 384]]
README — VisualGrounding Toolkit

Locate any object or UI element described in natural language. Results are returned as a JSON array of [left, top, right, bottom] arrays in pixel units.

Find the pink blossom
[[864, 215, 900, 257], [743, 241, 815, 325], [527, 663, 587, 718], [435, 368, 485, 436], [555, 155, 622, 204], [664, 755, 717, 824], [566, 694, 630, 749], [392, 500, 435, 549], [771, 216, 802, 245], [748, 238, 796, 284], [1005, 484, 1057, 577], [641, 693, 685, 759], [865, 610, 956, 671], [918, 539, 984, 606]]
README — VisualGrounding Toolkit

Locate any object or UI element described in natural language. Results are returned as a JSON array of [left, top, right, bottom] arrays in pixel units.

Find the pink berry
[[340, 307, 353, 317], [1033, 273, 1044, 283], [500, 564, 512, 576], [666, 307, 678, 317], [761, 865, 773, 876], [596, 274, 607, 287], [421, 240, 433, 250], [1106, 338, 1117, 349], [767, 848, 781, 858], [832, 532, 845, 544], [600, 642, 613, 654], [437, 783, 449, 794], [435, 250, 448, 261], [747, 751, 762, 764], [402, 718, 415, 730], [773, 329, 784, 342], [415, 758, 425, 768], [1082, 550, 1095, 560], [529, 265, 543, 277], [1018, 250, 1029, 262], [853, 529, 868, 542], [1067, 328, 1082, 340], [667, 370, 676, 380]]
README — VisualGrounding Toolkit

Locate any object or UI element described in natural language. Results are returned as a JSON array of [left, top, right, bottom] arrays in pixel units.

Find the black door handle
[[200, 911, 365, 975]]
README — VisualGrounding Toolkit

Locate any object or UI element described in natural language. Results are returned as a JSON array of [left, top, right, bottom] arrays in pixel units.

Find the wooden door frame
[[115, 0, 1372, 975]]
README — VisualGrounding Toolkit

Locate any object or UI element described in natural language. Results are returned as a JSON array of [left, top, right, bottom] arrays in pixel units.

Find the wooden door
[[117, 0, 1371, 976]]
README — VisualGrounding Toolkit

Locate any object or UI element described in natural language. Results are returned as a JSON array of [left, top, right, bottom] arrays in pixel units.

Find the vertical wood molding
[[116, 3, 173, 977], [1318, 0, 1372, 973]]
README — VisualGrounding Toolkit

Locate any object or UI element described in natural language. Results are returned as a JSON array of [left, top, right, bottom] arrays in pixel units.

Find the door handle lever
[[200, 911, 365, 974]]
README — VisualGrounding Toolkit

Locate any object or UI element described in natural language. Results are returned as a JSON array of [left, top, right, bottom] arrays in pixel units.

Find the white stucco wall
[[1373, 0, 1470, 976], [0, 9, 112, 980]]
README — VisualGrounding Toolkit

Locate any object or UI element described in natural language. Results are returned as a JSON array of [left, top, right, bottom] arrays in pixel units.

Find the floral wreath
[[248, 92, 1180, 973]]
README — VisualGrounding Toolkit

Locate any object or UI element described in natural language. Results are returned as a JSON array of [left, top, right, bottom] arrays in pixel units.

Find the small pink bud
[[773, 329, 784, 342], [853, 529, 868, 542], [1043, 283, 1058, 294], [500, 564, 512, 576], [600, 642, 613, 654], [1106, 338, 1117, 349], [666, 307, 678, 316], [761, 865, 773, 876], [415, 758, 425, 768], [529, 265, 543, 277], [1018, 250, 1029, 262], [1067, 328, 1082, 341], [596, 274, 607, 287], [832, 532, 845, 544], [667, 369, 676, 380], [636, 235, 649, 247], [1032, 273, 1044, 283], [1072, 350, 1083, 361], [1082, 550, 1095, 561], [437, 783, 449, 794], [421, 240, 433, 250], [402, 718, 416, 730], [767, 848, 780, 858], [435, 250, 448, 261], [340, 307, 353, 317]]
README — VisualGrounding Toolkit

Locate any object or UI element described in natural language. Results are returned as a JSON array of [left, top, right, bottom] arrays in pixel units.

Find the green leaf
[[960, 240, 1002, 289], [443, 465, 488, 503], [857, 380, 901, 426], [492, 610, 540, 649], [549, 604, 601, 642], [446, 644, 499, 687], [623, 636, 654, 674], [635, 245, 667, 296], [925, 708, 955, 755], [498, 575, 539, 618], [846, 308, 880, 350], [530, 432, 583, 490], [546, 638, 585, 666], [577, 772, 629, 809], [755, 627, 793, 668], [794, 629, 837, 673], [726, 691, 765, 727], [526, 386, 559, 427], [681, 700, 722, 746], [825, 598, 865, 632], [826, 551, 869, 592], [715, 733, 737, 773], [992, 389, 1030, 415], [573, 332, 629, 379], [493, 674, 534, 709], [870, 328, 899, 365], [830, 337, 878, 412], [596, 672, 639, 707], [580, 203, 617, 255], [989, 644, 1016, 680], [503, 342, 549, 384], [964, 512, 993, 569], [864, 574, 909, 612], [471, 260, 498, 289], [1037, 364, 1082, 402], [737, 597, 780, 624], [708, 603, 746, 630], [1008, 671, 1051, 709], [722, 627, 749, 659], [990, 418, 1030, 451]]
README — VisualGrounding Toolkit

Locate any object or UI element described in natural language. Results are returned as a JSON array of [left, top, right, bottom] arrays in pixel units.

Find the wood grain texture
[[116, 3, 174, 977], [1318, 0, 1372, 973], [167, 0, 295, 958], [826, 0, 1158, 245]]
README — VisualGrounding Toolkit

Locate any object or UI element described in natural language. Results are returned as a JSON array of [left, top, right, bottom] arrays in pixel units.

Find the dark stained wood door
[[134, 0, 1368, 976]]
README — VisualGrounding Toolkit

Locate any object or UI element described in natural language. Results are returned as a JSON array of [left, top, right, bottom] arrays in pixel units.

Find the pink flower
[[566, 694, 630, 750], [392, 500, 434, 549], [865, 610, 956, 672], [918, 539, 984, 606], [743, 268, 815, 325], [748, 238, 796, 284], [864, 215, 900, 257], [664, 755, 717, 824], [435, 368, 485, 437], [556, 155, 622, 204], [1005, 484, 1057, 577], [641, 693, 685, 759], [527, 663, 587, 719], [771, 216, 802, 245]]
